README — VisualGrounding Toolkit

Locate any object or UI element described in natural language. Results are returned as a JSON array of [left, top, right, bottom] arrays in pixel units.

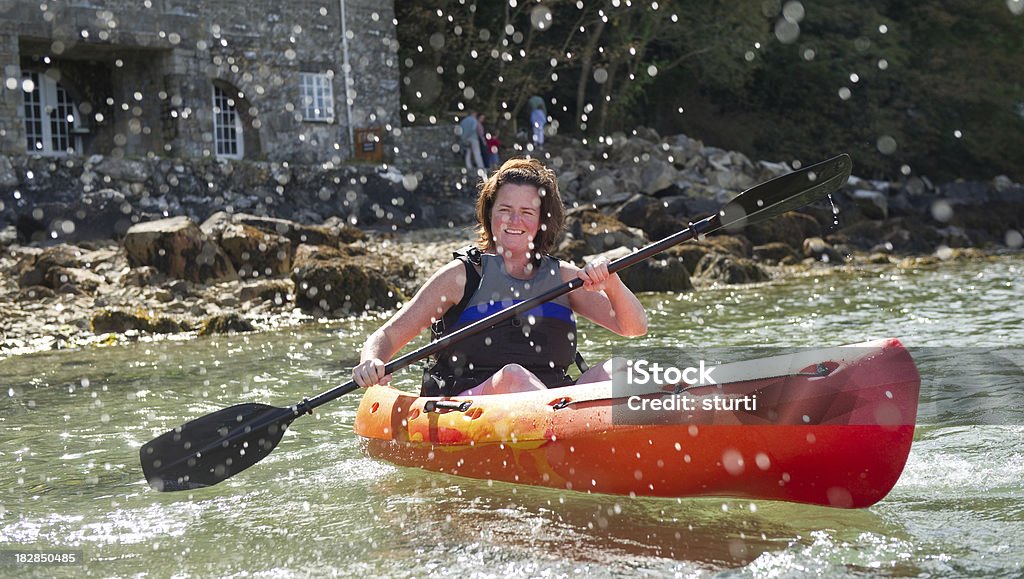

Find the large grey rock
[[640, 159, 679, 195], [123, 216, 237, 283], [0, 155, 18, 188], [580, 171, 619, 200], [94, 158, 151, 183], [851, 189, 889, 220]]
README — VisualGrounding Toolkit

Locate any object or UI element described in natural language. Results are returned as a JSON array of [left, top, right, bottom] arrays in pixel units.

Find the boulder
[[44, 266, 106, 293], [94, 158, 151, 183], [579, 171, 619, 200], [0, 225, 16, 247], [839, 217, 942, 253], [90, 310, 185, 334], [585, 247, 692, 293], [15, 245, 83, 288], [640, 159, 680, 195], [290, 245, 404, 316], [753, 242, 799, 264], [198, 313, 256, 336], [16, 285, 56, 301], [694, 254, 770, 285], [700, 235, 752, 258], [0, 154, 18, 187], [802, 237, 845, 264], [219, 223, 292, 279], [239, 279, 294, 304], [13, 188, 138, 244], [236, 214, 364, 246], [199, 210, 233, 238], [738, 211, 822, 251], [850, 189, 889, 220], [123, 216, 237, 283], [666, 244, 710, 275], [121, 266, 166, 287], [612, 195, 689, 241], [567, 211, 647, 255], [552, 237, 590, 264]]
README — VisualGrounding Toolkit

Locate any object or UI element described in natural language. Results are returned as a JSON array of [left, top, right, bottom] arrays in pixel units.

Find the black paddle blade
[[719, 153, 852, 232], [140, 403, 297, 492]]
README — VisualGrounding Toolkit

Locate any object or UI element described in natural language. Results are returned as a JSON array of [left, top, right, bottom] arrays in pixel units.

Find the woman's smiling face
[[490, 183, 542, 255]]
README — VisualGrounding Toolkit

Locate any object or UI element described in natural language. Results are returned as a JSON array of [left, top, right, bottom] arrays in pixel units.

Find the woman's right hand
[[353, 358, 391, 388]]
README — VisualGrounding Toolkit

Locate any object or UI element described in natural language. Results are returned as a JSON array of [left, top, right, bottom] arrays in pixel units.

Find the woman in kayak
[[352, 158, 648, 396]]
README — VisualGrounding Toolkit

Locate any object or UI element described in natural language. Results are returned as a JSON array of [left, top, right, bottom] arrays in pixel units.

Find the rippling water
[[1, 255, 1021, 577]]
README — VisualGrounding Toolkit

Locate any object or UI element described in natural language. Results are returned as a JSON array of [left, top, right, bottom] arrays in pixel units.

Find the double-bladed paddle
[[140, 153, 852, 491]]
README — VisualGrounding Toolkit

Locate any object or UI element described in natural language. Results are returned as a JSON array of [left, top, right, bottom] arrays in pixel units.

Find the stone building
[[0, 0, 400, 164]]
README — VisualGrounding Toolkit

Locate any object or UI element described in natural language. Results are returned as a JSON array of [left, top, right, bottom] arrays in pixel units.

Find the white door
[[22, 71, 83, 155]]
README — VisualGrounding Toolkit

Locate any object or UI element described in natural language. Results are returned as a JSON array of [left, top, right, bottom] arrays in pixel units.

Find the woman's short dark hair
[[475, 158, 565, 257]]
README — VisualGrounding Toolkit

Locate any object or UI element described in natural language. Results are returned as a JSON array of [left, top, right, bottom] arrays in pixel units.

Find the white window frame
[[22, 71, 83, 156], [299, 72, 334, 122], [212, 85, 243, 159]]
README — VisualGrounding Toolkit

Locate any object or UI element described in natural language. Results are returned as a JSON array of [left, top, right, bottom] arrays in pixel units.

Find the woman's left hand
[[577, 258, 616, 292]]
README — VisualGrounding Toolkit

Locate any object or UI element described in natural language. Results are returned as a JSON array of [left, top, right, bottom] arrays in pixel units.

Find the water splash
[[827, 193, 840, 228]]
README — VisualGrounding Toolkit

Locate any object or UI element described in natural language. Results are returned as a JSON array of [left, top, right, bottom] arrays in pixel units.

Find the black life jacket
[[421, 247, 586, 397]]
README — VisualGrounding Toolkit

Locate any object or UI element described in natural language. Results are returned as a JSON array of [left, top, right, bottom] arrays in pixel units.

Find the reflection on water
[[0, 255, 1022, 576]]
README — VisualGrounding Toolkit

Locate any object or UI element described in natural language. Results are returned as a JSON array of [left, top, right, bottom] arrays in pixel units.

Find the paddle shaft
[[295, 212, 722, 414]]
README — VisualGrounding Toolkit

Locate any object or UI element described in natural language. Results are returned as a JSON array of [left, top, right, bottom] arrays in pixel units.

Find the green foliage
[[396, 0, 1024, 180]]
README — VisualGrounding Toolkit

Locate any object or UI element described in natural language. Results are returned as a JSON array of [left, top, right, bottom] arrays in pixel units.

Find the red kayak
[[354, 338, 920, 508]]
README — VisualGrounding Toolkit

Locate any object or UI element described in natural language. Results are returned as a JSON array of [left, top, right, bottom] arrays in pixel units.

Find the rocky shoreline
[[2, 131, 1022, 359]]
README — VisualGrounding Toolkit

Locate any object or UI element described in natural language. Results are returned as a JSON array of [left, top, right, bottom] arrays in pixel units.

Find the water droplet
[[877, 135, 898, 155], [931, 200, 953, 222], [782, 1, 805, 22], [530, 5, 553, 30], [774, 18, 800, 44]]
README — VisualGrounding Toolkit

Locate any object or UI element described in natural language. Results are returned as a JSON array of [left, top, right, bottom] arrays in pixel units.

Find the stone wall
[[0, 0, 400, 163], [391, 125, 460, 171]]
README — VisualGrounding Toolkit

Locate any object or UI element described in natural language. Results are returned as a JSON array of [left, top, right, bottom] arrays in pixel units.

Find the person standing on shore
[[477, 113, 489, 168], [459, 111, 485, 173], [485, 132, 502, 168], [529, 99, 547, 149]]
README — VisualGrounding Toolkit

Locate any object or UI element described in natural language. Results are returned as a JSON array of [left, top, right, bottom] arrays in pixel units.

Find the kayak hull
[[354, 338, 920, 508]]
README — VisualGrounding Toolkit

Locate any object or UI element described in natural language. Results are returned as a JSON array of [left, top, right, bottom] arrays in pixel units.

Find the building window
[[300, 73, 334, 122], [22, 71, 83, 155], [212, 85, 243, 159]]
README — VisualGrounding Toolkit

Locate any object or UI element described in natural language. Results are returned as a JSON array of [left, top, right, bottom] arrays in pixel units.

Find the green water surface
[[1, 256, 1022, 577]]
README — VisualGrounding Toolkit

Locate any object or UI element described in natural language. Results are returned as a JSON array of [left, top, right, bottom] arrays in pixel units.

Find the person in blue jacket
[[458, 111, 485, 172]]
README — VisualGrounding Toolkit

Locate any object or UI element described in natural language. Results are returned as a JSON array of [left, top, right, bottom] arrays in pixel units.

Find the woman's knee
[[576, 357, 627, 385], [495, 363, 532, 383], [490, 364, 546, 393]]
